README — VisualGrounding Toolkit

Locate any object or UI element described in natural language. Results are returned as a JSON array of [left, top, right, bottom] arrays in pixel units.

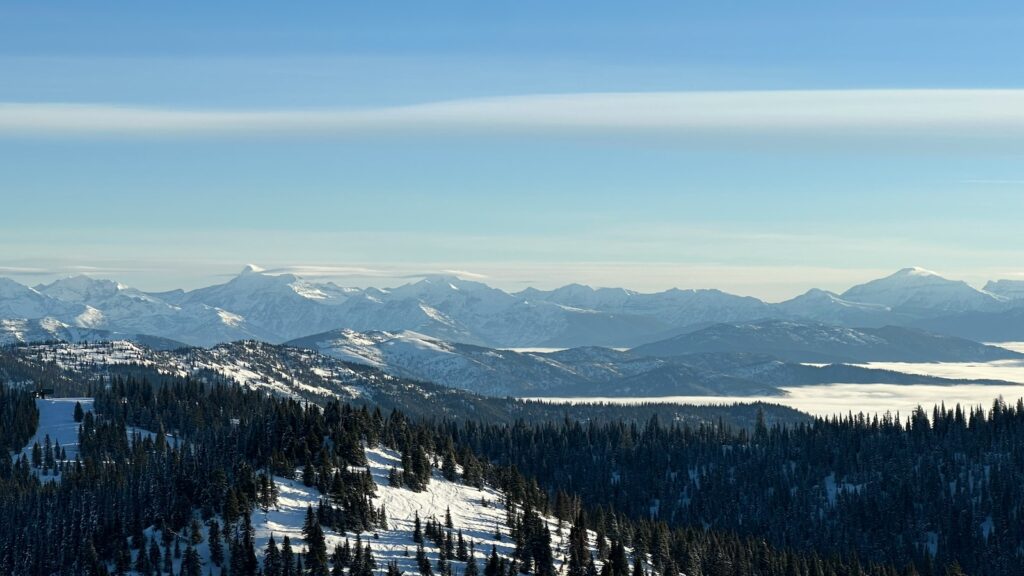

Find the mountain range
[[287, 325, 1020, 397], [1, 265, 1023, 348]]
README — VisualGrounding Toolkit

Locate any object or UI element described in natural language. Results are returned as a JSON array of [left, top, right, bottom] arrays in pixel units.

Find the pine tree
[[190, 518, 204, 545], [282, 536, 295, 576], [442, 448, 458, 482], [417, 543, 434, 576], [303, 505, 329, 575], [465, 543, 480, 576], [485, 546, 500, 576], [183, 544, 203, 576], [134, 535, 153, 575], [330, 543, 345, 576], [631, 553, 645, 576], [265, 535, 283, 576], [208, 520, 224, 567]]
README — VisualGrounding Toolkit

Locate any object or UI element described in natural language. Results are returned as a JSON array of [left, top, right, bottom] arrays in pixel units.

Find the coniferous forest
[[1, 367, 1018, 575]]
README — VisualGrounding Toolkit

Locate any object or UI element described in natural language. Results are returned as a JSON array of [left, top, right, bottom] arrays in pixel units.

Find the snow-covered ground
[[250, 446, 576, 576], [12, 397, 93, 472], [13, 340, 369, 402], [13, 397, 598, 575]]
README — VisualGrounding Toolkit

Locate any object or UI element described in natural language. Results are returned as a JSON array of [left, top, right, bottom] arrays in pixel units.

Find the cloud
[[4, 90, 1024, 138], [0, 263, 161, 276], [256, 265, 389, 278], [439, 269, 488, 280], [214, 265, 489, 282], [0, 266, 50, 275], [961, 179, 1024, 185]]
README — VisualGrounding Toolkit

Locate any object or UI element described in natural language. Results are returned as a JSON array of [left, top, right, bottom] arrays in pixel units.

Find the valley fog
[[526, 343, 1024, 418]]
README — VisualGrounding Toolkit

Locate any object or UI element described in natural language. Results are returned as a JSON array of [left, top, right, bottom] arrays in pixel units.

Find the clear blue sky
[[2, 1, 1023, 299]]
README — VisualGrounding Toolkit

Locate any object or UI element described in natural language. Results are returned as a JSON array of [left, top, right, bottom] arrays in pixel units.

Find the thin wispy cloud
[[961, 179, 1024, 185], [439, 269, 488, 280], [5, 90, 1024, 138]]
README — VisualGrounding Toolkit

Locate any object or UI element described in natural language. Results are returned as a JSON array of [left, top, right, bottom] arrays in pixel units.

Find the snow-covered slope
[[13, 397, 608, 576], [287, 329, 781, 397], [775, 288, 899, 327], [2, 267, 1023, 348], [0, 278, 81, 319], [521, 285, 772, 329], [0, 317, 185, 349], [984, 279, 1024, 301], [11, 398, 93, 476], [841, 267, 1006, 314], [249, 446, 606, 576], [288, 326, 1019, 397], [172, 265, 354, 341]]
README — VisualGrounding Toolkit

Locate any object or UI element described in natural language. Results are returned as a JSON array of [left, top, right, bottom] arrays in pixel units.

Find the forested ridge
[[431, 402, 1024, 575], [0, 373, 931, 576]]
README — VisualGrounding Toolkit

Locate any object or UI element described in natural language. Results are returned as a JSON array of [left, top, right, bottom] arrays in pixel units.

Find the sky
[[2, 1, 1024, 300]]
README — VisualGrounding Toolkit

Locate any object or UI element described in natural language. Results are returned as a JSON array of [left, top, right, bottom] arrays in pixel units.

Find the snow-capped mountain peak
[[3, 266, 1024, 348], [36, 274, 126, 302], [984, 279, 1024, 301], [841, 267, 1005, 313]]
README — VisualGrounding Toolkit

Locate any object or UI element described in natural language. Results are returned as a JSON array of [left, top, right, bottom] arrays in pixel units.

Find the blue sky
[[2, 2, 1024, 299]]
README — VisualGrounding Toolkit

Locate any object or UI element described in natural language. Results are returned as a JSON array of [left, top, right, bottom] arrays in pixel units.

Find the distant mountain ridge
[[631, 319, 1023, 363], [287, 326, 1021, 397], [0, 266, 1022, 347]]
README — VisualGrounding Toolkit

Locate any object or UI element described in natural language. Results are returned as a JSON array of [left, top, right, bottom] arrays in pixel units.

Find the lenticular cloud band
[[3, 90, 1024, 137]]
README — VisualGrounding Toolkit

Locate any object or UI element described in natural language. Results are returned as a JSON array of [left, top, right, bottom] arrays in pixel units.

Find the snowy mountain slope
[[984, 279, 1024, 301], [520, 285, 773, 329], [288, 327, 1019, 397], [11, 397, 93, 472], [34, 274, 256, 343], [631, 319, 1024, 363], [288, 329, 596, 396], [248, 446, 611, 576], [0, 277, 82, 319], [775, 288, 902, 327], [841, 267, 1006, 314], [8, 340, 616, 421], [172, 265, 354, 341], [2, 266, 1023, 348], [12, 397, 609, 576], [0, 317, 186, 350], [287, 329, 783, 397]]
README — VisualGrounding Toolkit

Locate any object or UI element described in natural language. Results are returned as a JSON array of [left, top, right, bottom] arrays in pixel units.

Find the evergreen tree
[[465, 543, 480, 576], [303, 505, 329, 575], [485, 546, 500, 576], [208, 520, 224, 567], [417, 543, 434, 576], [183, 544, 203, 576], [281, 536, 295, 576], [265, 535, 282, 576]]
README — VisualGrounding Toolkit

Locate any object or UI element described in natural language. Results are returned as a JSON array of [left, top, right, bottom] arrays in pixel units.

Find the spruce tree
[[208, 520, 224, 567], [265, 535, 282, 576], [281, 536, 295, 576], [303, 505, 329, 575]]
